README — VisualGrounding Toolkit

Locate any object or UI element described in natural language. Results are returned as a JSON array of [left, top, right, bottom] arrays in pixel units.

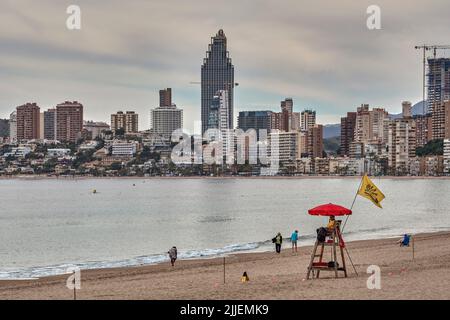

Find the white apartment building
[[444, 139, 450, 175], [387, 118, 416, 175], [9, 111, 17, 144], [111, 141, 138, 157], [150, 105, 183, 140], [269, 131, 298, 163], [5, 146, 32, 158], [47, 148, 71, 157]]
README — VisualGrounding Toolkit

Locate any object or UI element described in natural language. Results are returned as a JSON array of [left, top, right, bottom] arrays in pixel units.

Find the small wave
[[0, 241, 267, 280]]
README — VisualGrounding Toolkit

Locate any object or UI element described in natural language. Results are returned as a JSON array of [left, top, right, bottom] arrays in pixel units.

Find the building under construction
[[427, 58, 450, 111]]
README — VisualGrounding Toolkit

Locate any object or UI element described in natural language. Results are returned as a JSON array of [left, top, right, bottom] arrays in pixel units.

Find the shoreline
[[2, 175, 450, 181], [1, 231, 450, 299]]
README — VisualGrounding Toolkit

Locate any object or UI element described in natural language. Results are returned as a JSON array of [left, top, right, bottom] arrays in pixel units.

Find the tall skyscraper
[[16, 102, 40, 141], [44, 108, 56, 140], [151, 89, 183, 139], [413, 113, 432, 148], [111, 111, 138, 134], [427, 58, 450, 111], [387, 118, 416, 175], [431, 101, 450, 140], [280, 98, 293, 113], [340, 112, 357, 156], [307, 124, 324, 159], [9, 111, 17, 143], [402, 101, 412, 118], [159, 88, 172, 107], [56, 101, 83, 142], [300, 109, 316, 131], [353, 104, 388, 144], [201, 29, 234, 133]]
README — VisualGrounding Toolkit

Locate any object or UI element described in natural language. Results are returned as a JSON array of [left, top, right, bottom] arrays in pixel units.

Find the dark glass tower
[[201, 29, 234, 134]]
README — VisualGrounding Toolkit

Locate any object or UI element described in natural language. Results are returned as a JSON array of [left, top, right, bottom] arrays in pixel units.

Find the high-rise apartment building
[[238, 111, 273, 134], [270, 99, 300, 132], [16, 102, 40, 141], [387, 118, 416, 175], [300, 109, 316, 132], [44, 108, 57, 140], [307, 124, 323, 159], [56, 101, 83, 142], [340, 112, 357, 156], [111, 111, 138, 134], [269, 131, 298, 163], [201, 29, 234, 133], [413, 113, 433, 148], [159, 88, 172, 107], [354, 104, 388, 144], [371, 108, 389, 143], [9, 111, 17, 143], [354, 104, 371, 143], [151, 89, 183, 140], [431, 101, 450, 140], [427, 58, 450, 111], [402, 101, 412, 118]]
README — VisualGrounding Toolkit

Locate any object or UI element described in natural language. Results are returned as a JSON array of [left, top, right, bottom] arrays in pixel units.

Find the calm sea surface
[[1, 178, 449, 279]]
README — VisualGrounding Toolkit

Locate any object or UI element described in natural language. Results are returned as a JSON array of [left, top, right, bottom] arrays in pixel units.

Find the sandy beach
[[1, 231, 449, 300]]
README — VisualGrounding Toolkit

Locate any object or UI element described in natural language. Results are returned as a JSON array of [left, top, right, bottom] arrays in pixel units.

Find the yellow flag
[[357, 174, 385, 208]]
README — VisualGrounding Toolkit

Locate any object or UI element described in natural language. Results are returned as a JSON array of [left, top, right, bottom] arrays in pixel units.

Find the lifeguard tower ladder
[[306, 221, 347, 279]]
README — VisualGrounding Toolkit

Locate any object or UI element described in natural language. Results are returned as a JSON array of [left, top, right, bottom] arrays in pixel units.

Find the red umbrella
[[308, 203, 352, 216]]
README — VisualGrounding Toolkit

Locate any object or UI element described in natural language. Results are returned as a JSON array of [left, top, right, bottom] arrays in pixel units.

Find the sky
[[1, 0, 450, 131]]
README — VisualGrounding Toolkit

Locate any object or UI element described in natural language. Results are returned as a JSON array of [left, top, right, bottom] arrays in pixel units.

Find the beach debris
[[92, 189, 97, 194]]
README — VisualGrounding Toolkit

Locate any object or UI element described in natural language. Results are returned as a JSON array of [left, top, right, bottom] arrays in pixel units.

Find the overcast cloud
[[1, 0, 449, 130]]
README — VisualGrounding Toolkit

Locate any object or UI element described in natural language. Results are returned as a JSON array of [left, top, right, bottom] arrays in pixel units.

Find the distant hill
[[323, 124, 340, 139], [323, 136, 340, 155]]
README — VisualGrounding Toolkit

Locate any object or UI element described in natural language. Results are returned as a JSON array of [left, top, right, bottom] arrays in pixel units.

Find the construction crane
[[415, 45, 450, 114]]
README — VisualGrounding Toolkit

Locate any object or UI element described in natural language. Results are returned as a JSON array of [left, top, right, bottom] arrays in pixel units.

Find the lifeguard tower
[[306, 203, 353, 280], [306, 220, 347, 279]]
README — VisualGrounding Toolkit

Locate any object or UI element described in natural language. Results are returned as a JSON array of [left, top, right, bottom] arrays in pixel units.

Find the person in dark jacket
[[272, 233, 283, 254], [168, 246, 177, 267]]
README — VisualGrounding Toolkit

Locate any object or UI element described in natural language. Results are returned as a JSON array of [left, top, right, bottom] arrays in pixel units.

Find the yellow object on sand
[[357, 174, 385, 208]]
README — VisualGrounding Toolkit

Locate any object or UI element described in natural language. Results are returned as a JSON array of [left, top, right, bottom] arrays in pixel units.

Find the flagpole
[[341, 174, 364, 233]]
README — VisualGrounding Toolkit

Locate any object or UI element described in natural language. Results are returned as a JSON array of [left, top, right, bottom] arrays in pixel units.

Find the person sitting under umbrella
[[326, 215, 336, 234]]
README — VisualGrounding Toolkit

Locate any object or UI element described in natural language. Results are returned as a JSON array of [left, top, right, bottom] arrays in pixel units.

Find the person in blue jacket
[[291, 230, 299, 253]]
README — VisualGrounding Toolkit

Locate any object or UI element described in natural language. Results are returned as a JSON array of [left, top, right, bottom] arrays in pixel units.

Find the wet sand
[[1, 232, 449, 300]]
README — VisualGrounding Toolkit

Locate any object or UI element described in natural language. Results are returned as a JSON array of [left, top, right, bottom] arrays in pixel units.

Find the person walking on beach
[[290, 230, 299, 253], [272, 233, 283, 254], [168, 246, 177, 267]]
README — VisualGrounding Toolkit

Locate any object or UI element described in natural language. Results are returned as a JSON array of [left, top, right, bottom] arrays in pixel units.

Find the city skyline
[[1, 0, 450, 131]]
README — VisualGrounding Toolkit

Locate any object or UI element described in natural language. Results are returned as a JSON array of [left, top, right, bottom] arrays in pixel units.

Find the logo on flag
[[357, 174, 385, 208]]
